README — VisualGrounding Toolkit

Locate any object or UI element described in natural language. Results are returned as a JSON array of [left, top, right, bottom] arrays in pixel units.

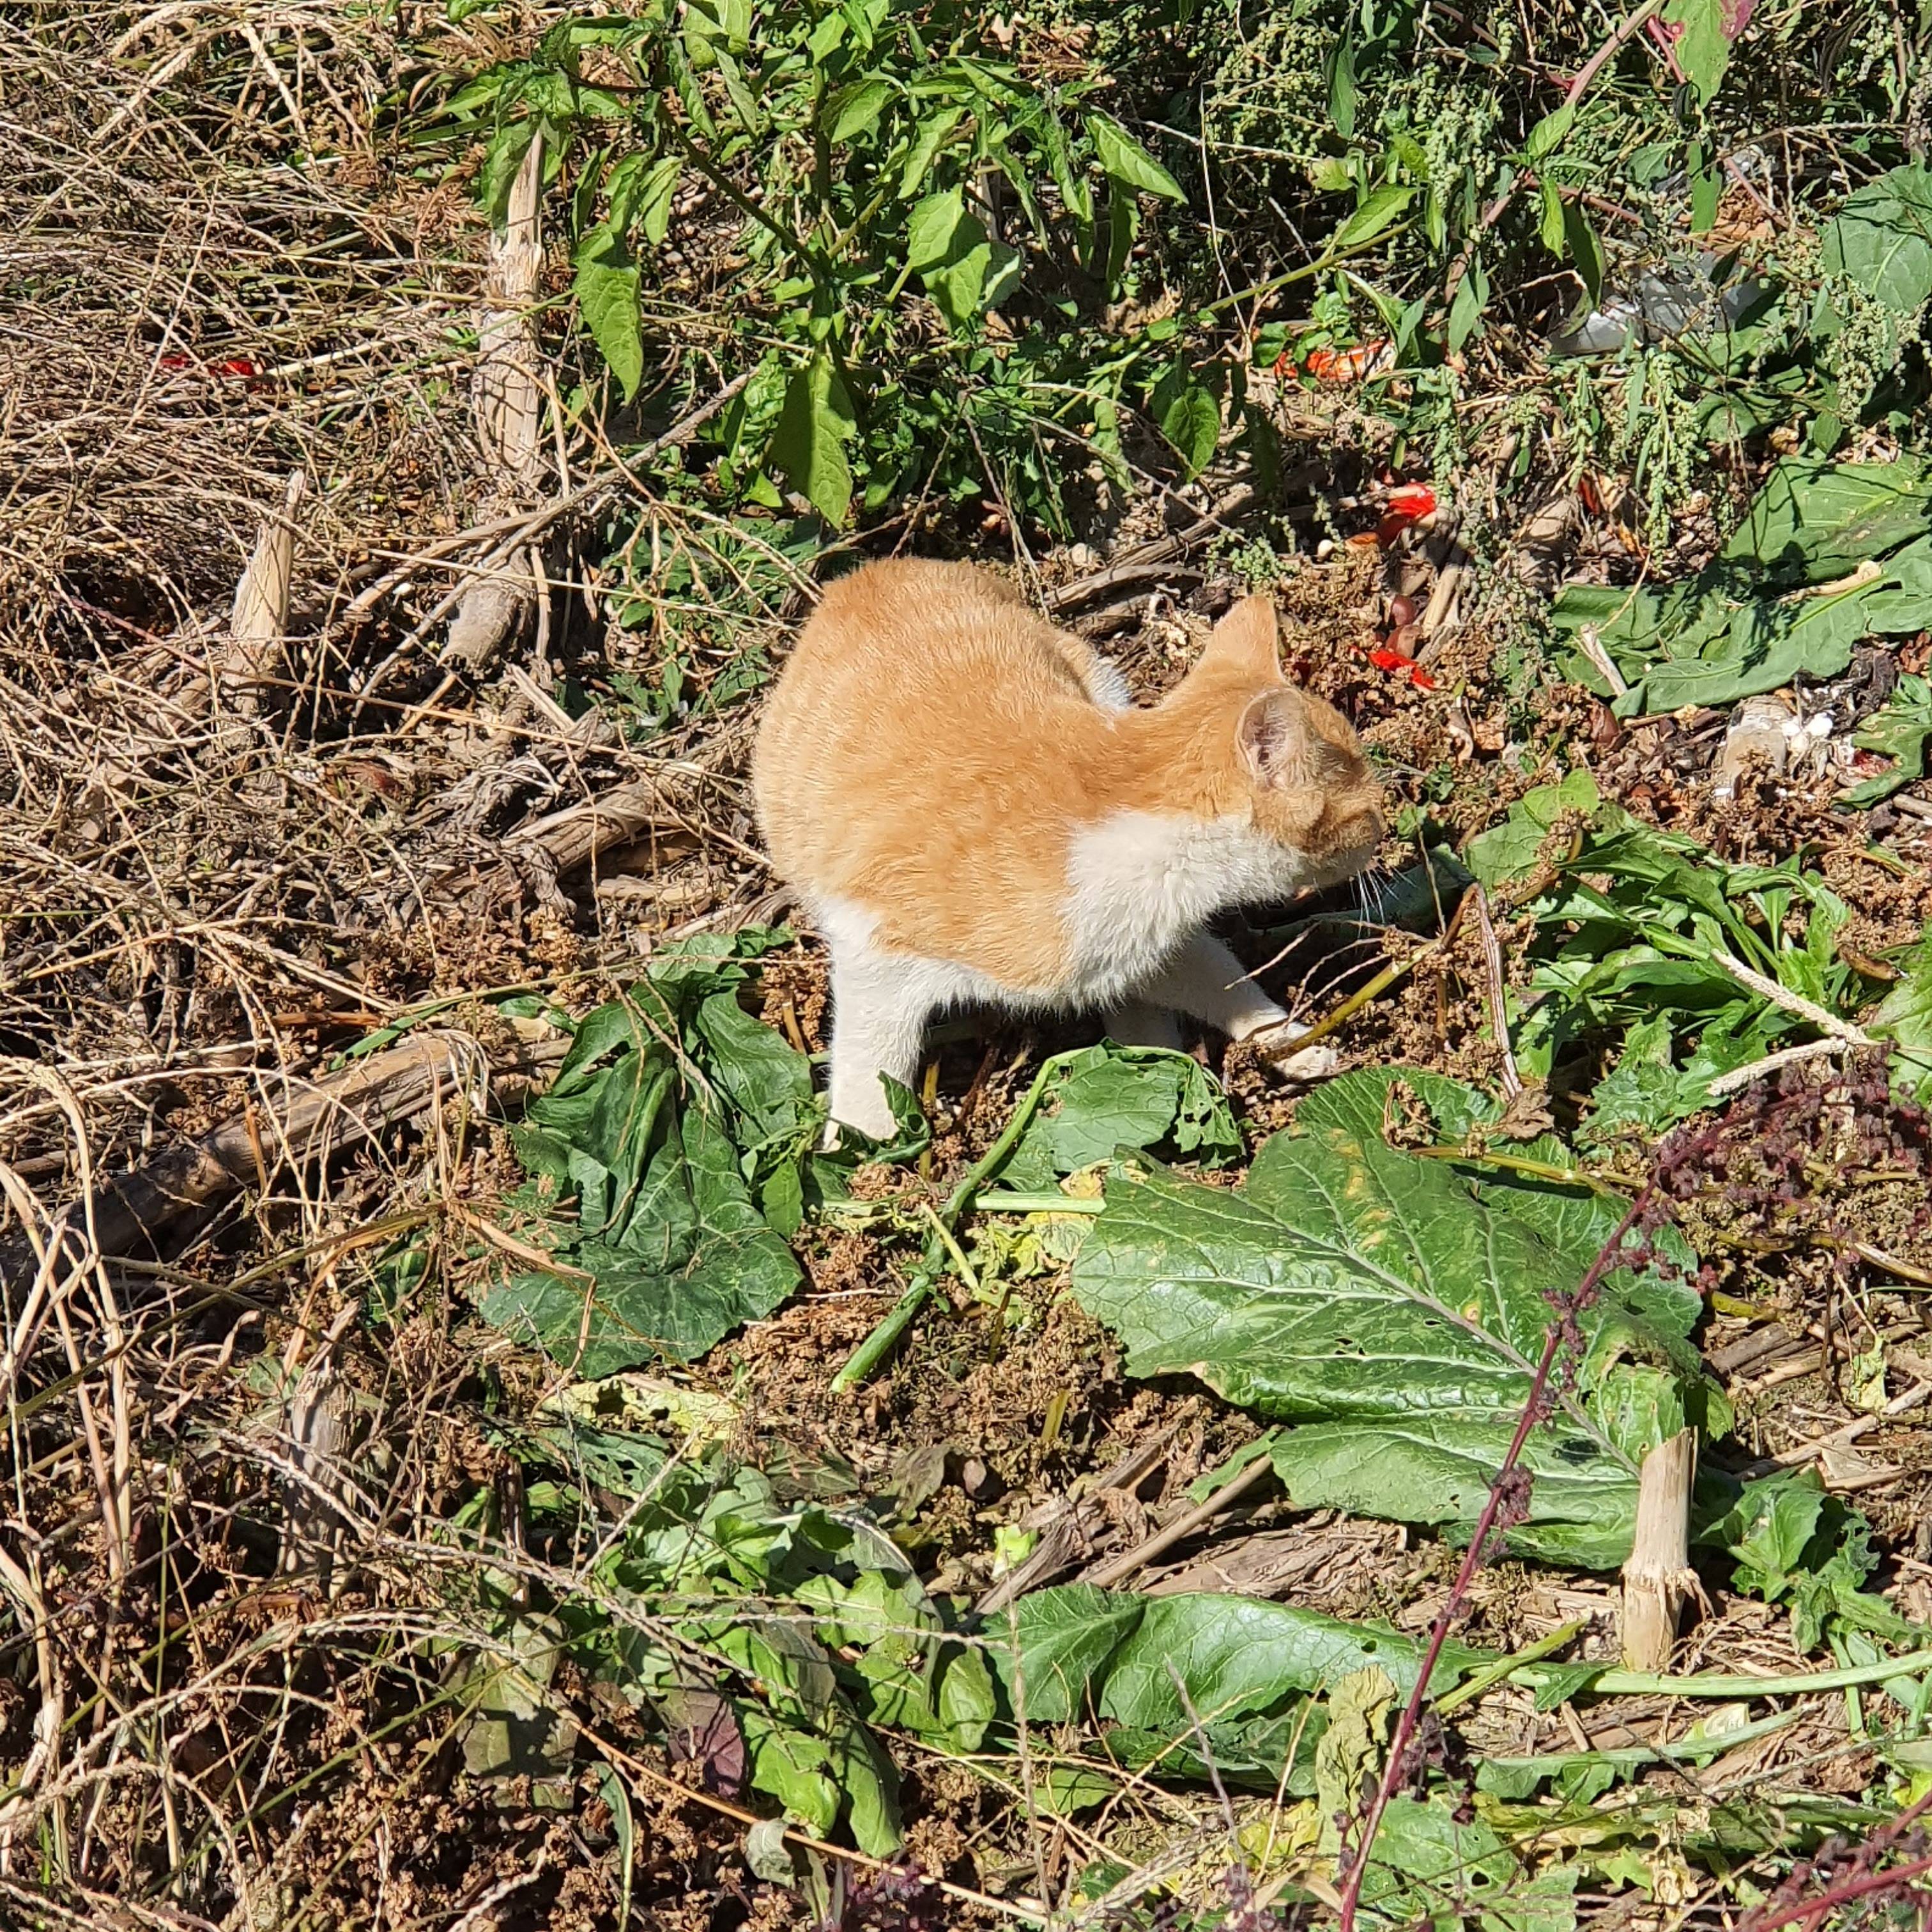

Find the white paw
[[1247, 1022, 1341, 1087], [1268, 1041, 1342, 1085]]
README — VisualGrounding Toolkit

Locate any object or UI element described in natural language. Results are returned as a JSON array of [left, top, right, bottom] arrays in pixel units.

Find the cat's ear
[[1236, 687, 1308, 786], [1199, 594, 1281, 679]]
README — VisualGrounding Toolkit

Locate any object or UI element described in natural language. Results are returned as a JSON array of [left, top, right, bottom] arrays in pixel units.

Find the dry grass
[[6, 6, 1932, 1931], [0, 10, 782, 1922]]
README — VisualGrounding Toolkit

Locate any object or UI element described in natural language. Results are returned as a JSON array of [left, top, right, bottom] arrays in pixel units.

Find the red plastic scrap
[[1366, 645, 1437, 690], [1301, 341, 1394, 383]]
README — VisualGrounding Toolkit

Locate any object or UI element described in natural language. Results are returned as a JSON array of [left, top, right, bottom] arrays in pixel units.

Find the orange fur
[[753, 558, 1383, 993]]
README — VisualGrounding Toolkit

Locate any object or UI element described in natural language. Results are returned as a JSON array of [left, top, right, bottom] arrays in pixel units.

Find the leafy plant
[[480, 930, 919, 1373], [1549, 458, 1932, 714], [500, 1423, 995, 1855], [993, 1041, 1242, 1192], [1466, 772, 1888, 1140], [1842, 671, 1932, 808], [1004, 1583, 1480, 1793], [1070, 1068, 1722, 1567], [422, 0, 1226, 532], [1706, 1468, 1918, 1655]]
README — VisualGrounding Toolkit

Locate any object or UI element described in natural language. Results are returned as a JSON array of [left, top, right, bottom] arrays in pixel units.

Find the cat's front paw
[[1245, 1020, 1341, 1087]]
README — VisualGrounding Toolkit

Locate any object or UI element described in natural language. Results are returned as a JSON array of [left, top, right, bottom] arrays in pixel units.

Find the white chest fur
[[1060, 809, 1312, 1004]]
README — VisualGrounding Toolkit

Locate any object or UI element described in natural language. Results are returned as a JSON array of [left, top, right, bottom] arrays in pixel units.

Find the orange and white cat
[[752, 559, 1384, 1140]]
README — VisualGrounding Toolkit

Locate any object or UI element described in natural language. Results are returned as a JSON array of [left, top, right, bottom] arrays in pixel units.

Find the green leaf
[[1706, 1469, 1912, 1653], [1821, 164, 1932, 312], [480, 119, 540, 226], [574, 223, 645, 401], [1524, 102, 1575, 163], [1689, 137, 1722, 232], [1325, 34, 1357, 140], [1725, 456, 1932, 581], [1362, 1799, 1577, 1932], [1465, 771, 1599, 892], [1872, 928, 1932, 1100], [1070, 1070, 1713, 1567], [1149, 360, 1222, 480], [1335, 185, 1414, 251], [997, 1044, 1240, 1191], [1841, 671, 1932, 806], [608, 153, 682, 246], [1448, 257, 1489, 352], [1563, 200, 1605, 307], [740, 1706, 839, 1837], [1550, 459, 1932, 713], [827, 76, 896, 144], [899, 103, 966, 197], [905, 186, 1019, 333], [1001, 1584, 1485, 1787], [1085, 111, 1184, 201], [767, 355, 856, 525], [1538, 179, 1567, 257], [1664, 0, 1744, 107]]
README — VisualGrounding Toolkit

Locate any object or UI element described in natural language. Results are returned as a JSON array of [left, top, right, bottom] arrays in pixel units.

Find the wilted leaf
[[1841, 671, 1932, 806], [482, 937, 814, 1372], [1071, 1070, 1713, 1566]]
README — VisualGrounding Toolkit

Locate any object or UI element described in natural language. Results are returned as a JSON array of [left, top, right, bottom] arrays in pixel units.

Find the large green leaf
[[1000, 1584, 1485, 1788], [607, 152, 682, 246], [1821, 164, 1932, 312], [1150, 360, 1222, 480], [1070, 1070, 1715, 1567], [905, 186, 1020, 333], [1724, 457, 1932, 584], [483, 1104, 800, 1372], [767, 353, 857, 525], [574, 222, 645, 401]]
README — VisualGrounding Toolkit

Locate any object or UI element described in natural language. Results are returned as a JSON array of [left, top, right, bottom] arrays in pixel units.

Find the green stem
[[1436, 1620, 1588, 1715], [1409, 1145, 1635, 1197], [972, 1191, 1106, 1215], [827, 1269, 940, 1394], [1482, 1707, 1800, 1772], [1521, 1646, 1932, 1701], [829, 1050, 1091, 1391]]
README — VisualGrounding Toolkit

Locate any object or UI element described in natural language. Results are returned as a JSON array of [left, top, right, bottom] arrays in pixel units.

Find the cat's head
[[1173, 595, 1386, 884]]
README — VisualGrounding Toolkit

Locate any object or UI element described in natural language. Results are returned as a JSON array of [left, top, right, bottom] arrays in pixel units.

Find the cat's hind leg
[[821, 911, 932, 1146]]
